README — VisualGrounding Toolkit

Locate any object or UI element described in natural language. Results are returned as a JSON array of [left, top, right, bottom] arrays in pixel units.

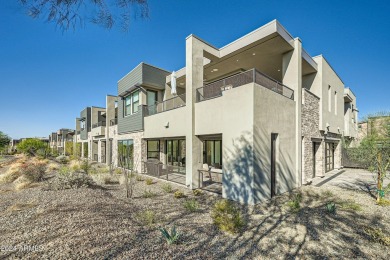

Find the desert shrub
[[161, 183, 173, 193], [21, 161, 46, 182], [193, 189, 203, 196], [325, 201, 336, 214], [80, 160, 92, 174], [364, 226, 390, 246], [338, 199, 362, 211], [174, 190, 185, 199], [159, 226, 180, 245], [211, 199, 245, 234], [102, 175, 120, 185], [114, 168, 122, 175], [46, 162, 59, 172], [0, 163, 22, 184], [97, 166, 110, 174], [183, 199, 199, 212], [17, 138, 47, 156], [143, 189, 157, 198], [50, 171, 95, 190], [55, 155, 69, 164], [145, 178, 154, 185], [377, 198, 390, 207], [36, 148, 50, 159], [287, 193, 303, 213], [135, 210, 157, 226], [15, 182, 32, 191], [69, 160, 81, 172], [136, 175, 144, 181]]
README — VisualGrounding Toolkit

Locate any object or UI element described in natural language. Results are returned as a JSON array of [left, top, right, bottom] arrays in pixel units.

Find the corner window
[[124, 90, 140, 116], [147, 140, 160, 159]]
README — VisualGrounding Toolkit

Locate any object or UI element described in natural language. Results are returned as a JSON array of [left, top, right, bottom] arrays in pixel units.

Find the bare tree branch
[[18, 0, 149, 31]]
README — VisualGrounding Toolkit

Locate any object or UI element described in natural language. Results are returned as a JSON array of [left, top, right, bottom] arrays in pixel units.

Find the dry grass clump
[[8, 202, 37, 212], [0, 163, 23, 184], [15, 182, 32, 191], [364, 226, 390, 246], [47, 162, 59, 172], [211, 199, 245, 234], [69, 160, 81, 172]]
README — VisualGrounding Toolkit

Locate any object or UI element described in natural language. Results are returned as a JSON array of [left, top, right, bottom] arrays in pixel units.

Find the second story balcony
[[145, 93, 186, 117], [110, 118, 118, 126], [91, 121, 106, 137], [196, 68, 294, 102]]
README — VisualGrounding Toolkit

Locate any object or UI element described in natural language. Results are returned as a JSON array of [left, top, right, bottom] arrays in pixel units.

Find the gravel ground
[[0, 160, 389, 259]]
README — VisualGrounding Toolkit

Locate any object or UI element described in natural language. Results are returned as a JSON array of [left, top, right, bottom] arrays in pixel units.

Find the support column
[[282, 38, 302, 187], [185, 35, 220, 188]]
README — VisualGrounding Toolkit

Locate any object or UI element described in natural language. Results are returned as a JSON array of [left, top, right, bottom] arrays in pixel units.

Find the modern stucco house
[[62, 20, 358, 205], [74, 96, 118, 164]]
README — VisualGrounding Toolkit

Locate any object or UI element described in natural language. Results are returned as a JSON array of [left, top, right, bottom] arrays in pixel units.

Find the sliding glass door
[[166, 139, 186, 166], [203, 140, 222, 169]]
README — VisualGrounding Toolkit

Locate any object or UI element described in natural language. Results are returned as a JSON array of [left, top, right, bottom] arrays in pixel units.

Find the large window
[[147, 140, 160, 160], [203, 140, 222, 169], [166, 139, 185, 166], [325, 142, 334, 172], [118, 139, 134, 169], [124, 90, 139, 116]]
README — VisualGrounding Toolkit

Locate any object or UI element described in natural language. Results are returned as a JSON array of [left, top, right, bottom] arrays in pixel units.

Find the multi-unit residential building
[[55, 20, 358, 205], [49, 129, 75, 155], [74, 96, 118, 163]]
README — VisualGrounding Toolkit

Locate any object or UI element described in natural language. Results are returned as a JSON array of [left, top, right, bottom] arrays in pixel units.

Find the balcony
[[91, 121, 106, 137], [110, 118, 118, 126], [196, 69, 294, 102], [145, 93, 186, 117], [92, 121, 106, 128]]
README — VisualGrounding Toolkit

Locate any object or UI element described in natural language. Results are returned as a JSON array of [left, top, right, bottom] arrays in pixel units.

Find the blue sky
[[0, 0, 389, 139]]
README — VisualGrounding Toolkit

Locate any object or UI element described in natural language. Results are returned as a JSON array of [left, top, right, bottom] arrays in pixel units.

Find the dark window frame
[[147, 140, 160, 160], [118, 139, 134, 169], [203, 140, 222, 168], [165, 139, 186, 166]]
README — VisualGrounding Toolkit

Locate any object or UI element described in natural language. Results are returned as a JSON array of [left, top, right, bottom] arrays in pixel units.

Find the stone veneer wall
[[110, 129, 145, 174], [301, 89, 321, 183]]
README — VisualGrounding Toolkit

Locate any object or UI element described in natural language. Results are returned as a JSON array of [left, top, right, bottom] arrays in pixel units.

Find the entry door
[[271, 134, 278, 198], [325, 142, 335, 172]]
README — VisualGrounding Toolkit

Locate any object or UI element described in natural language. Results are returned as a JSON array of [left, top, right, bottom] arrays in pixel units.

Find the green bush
[[50, 171, 95, 190], [211, 199, 245, 234], [287, 193, 303, 213], [80, 160, 92, 174], [193, 189, 203, 196], [161, 183, 173, 193], [135, 210, 157, 227], [325, 201, 336, 214], [174, 190, 185, 199], [136, 175, 144, 181], [143, 189, 157, 198], [115, 168, 122, 175], [159, 226, 180, 245], [145, 178, 154, 185], [183, 199, 199, 212], [17, 138, 47, 156]]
